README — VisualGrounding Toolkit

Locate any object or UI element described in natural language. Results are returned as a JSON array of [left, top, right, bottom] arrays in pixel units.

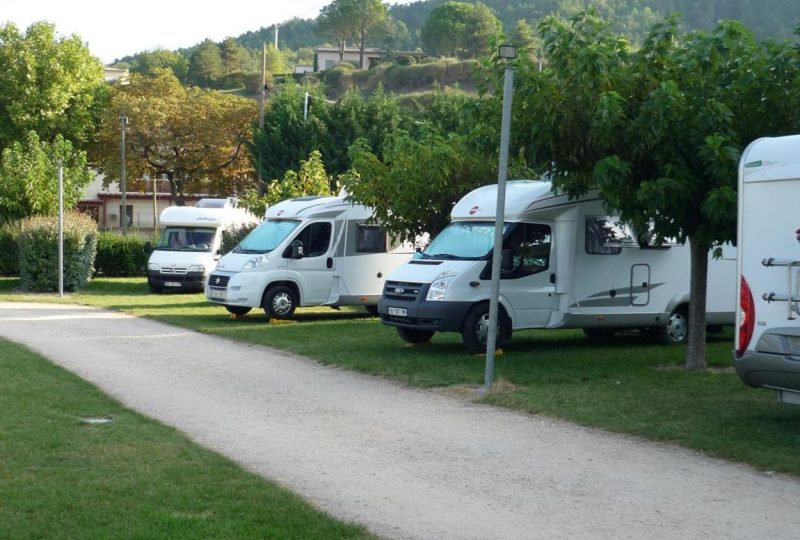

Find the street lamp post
[[484, 44, 517, 393], [120, 114, 128, 236]]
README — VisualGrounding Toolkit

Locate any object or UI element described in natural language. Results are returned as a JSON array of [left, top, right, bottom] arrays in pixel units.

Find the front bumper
[[378, 281, 472, 333], [147, 270, 206, 291], [205, 271, 265, 308]]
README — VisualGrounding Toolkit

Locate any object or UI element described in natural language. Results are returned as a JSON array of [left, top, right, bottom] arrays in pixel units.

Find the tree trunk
[[686, 237, 709, 370]]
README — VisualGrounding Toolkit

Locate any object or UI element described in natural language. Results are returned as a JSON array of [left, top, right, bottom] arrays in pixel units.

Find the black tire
[[396, 327, 434, 344], [225, 305, 251, 316], [583, 327, 616, 340], [262, 286, 297, 319], [461, 304, 509, 355], [365, 305, 379, 316], [660, 306, 689, 344]]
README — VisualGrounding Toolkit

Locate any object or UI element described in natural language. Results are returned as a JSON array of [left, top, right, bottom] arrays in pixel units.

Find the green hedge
[[18, 212, 97, 292], [0, 221, 20, 276], [94, 232, 148, 277]]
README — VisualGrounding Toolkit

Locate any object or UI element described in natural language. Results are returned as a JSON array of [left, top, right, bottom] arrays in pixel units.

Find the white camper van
[[735, 134, 800, 404], [205, 195, 416, 318], [147, 198, 257, 293], [378, 180, 736, 353]]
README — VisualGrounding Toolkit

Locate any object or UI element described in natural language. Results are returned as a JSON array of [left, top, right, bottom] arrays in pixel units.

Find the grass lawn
[[2, 276, 799, 477], [0, 337, 374, 539]]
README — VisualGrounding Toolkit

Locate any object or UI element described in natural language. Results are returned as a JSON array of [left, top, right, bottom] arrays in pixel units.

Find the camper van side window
[[585, 217, 635, 255], [293, 222, 332, 258], [356, 225, 387, 253], [504, 223, 551, 278]]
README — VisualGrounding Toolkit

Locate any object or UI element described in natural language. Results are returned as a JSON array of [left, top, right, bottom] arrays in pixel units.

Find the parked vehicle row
[[142, 133, 800, 404]]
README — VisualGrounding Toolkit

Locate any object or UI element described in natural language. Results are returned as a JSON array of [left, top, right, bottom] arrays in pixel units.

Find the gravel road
[[1, 302, 799, 539]]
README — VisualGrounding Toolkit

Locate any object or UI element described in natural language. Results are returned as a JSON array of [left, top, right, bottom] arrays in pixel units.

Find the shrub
[[94, 232, 148, 277], [221, 223, 258, 255], [18, 212, 97, 292], [0, 221, 21, 276]]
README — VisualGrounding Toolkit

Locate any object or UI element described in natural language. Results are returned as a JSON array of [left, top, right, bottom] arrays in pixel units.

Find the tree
[[317, 1, 354, 62], [0, 22, 104, 152], [317, 0, 388, 68], [188, 39, 224, 87], [464, 2, 503, 58], [508, 11, 800, 368], [91, 69, 258, 205], [129, 48, 189, 81], [239, 150, 334, 216], [513, 19, 542, 64], [341, 129, 495, 241], [420, 2, 474, 57], [220, 37, 243, 75], [0, 132, 93, 223], [250, 81, 334, 184]]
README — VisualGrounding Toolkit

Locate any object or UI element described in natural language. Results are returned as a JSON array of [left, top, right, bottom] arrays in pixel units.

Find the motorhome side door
[[501, 222, 557, 328], [284, 220, 335, 304]]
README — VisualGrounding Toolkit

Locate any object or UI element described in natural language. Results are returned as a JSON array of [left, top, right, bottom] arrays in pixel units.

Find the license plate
[[164, 281, 181, 287], [388, 307, 407, 317], [208, 288, 226, 300]]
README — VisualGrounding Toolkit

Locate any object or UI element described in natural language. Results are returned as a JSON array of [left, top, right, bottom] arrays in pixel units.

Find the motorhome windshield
[[416, 222, 510, 260], [155, 227, 216, 252], [234, 219, 300, 254]]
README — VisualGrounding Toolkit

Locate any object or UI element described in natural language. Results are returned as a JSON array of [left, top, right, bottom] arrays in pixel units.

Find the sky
[[2, 0, 413, 64]]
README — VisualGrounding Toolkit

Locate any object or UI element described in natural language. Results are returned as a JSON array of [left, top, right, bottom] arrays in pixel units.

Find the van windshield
[[416, 222, 510, 260], [234, 219, 300, 254], [155, 227, 216, 252]]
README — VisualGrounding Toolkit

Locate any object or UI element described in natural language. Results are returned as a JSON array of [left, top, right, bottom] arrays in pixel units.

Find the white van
[[735, 134, 800, 404], [378, 180, 736, 353], [205, 195, 416, 318], [146, 198, 257, 293]]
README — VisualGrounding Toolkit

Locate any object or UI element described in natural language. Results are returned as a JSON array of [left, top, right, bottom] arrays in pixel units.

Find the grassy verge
[[0, 337, 373, 539], [1, 277, 799, 476]]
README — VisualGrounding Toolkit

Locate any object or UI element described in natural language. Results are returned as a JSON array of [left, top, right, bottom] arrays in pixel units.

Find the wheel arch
[[261, 280, 301, 307]]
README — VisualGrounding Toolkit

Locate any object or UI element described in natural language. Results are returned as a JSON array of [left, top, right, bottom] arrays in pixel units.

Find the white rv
[[205, 195, 416, 317], [378, 180, 736, 353], [735, 134, 800, 404], [146, 198, 258, 293]]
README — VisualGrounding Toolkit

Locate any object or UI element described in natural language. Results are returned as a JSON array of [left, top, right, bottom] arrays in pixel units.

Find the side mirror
[[501, 248, 514, 272], [144, 241, 153, 254], [291, 240, 304, 259]]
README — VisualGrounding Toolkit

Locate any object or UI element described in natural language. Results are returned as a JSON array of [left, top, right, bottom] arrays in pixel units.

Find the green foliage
[[94, 232, 148, 277], [421, 1, 502, 58], [342, 130, 494, 241], [128, 48, 189, 81], [0, 221, 21, 276], [0, 132, 93, 223], [241, 150, 333, 216], [0, 22, 104, 151], [18, 212, 97, 292], [188, 39, 224, 87]]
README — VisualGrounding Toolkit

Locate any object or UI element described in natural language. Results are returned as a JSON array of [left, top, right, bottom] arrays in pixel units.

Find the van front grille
[[383, 280, 424, 302], [208, 274, 230, 289]]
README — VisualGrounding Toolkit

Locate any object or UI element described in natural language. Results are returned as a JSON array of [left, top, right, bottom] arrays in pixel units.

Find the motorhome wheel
[[396, 327, 434, 344], [461, 304, 508, 355], [263, 286, 297, 319], [660, 307, 689, 344], [225, 305, 251, 316]]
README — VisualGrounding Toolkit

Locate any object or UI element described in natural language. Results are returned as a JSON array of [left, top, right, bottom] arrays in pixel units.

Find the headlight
[[148, 263, 160, 271], [243, 254, 270, 270], [426, 271, 458, 301], [188, 265, 205, 273]]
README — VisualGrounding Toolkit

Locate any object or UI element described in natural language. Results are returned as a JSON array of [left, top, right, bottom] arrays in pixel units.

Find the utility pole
[[274, 24, 279, 49], [258, 42, 267, 196], [57, 161, 64, 297], [120, 114, 128, 236]]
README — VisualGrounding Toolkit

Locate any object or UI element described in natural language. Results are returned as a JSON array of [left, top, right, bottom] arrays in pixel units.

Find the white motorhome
[[735, 134, 800, 404], [146, 198, 258, 293], [205, 195, 416, 317], [378, 180, 736, 353]]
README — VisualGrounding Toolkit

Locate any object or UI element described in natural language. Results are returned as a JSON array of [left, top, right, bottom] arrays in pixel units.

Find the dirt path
[[1, 302, 798, 539]]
